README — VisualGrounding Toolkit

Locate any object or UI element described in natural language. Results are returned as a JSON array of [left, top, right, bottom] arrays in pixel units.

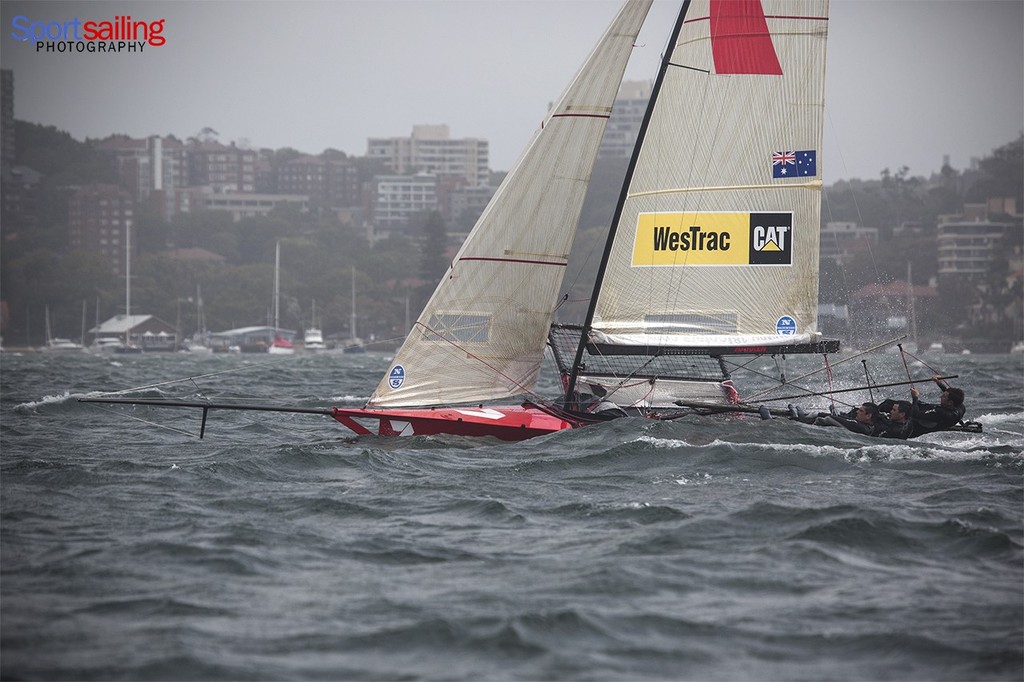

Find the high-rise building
[[68, 184, 135, 275], [937, 202, 1019, 276], [277, 154, 360, 210], [371, 174, 439, 231], [367, 125, 489, 188], [93, 135, 189, 220], [187, 140, 257, 194]]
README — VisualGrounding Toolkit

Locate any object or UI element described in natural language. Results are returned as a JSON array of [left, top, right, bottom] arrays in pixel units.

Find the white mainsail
[[369, 0, 653, 408], [589, 0, 830, 350]]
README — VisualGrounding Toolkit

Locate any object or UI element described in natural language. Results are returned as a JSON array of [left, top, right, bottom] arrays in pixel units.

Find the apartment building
[[371, 174, 439, 232], [196, 191, 309, 221], [820, 221, 880, 263], [68, 184, 135, 275], [188, 141, 257, 194], [367, 125, 489, 188], [277, 155, 361, 210], [93, 135, 189, 220], [937, 201, 1020, 276]]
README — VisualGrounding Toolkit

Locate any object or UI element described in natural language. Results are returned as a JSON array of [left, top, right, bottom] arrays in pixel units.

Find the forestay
[[369, 0, 654, 408], [589, 0, 830, 351]]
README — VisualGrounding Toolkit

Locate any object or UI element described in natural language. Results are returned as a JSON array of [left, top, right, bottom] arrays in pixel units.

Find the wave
[[13, 390, 78, 412]]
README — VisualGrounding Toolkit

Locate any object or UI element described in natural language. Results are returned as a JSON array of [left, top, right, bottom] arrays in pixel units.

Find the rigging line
[[897, 343, 915, 391], [96, 357, 295, 397], [767, 376, 957, 403], [900, 346, 942, 375], [601, 352, 664, 400], [718, 353, 817, 392], [89, 403, 199, 438], [411, 321, 541, 401], [862, 359, 876, 403], [824, 354, 836, 412], [743, 335, 907, 401]]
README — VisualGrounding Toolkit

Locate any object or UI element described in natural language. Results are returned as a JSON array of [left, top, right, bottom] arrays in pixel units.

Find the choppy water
[[2, 350, 1022, 680]]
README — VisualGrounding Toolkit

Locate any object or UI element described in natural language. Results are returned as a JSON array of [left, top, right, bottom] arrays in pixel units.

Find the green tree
[[967, 134, 1024, 207]]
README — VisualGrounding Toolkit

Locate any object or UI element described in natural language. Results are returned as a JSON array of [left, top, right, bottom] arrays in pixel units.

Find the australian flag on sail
[[772, 150, 817, 178]]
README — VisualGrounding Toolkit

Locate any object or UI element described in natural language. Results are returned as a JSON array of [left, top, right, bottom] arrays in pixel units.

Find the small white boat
[[304, 300, 326, 352], [42, 337, 86, 353], [266, 242, 295, 355], [41, 306, 85, 353], [303, 327, 326, 352]]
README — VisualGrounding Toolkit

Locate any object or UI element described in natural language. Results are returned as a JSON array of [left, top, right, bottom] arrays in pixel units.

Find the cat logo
[[748, 213, 793, 265], [631, 211, 794, 267]]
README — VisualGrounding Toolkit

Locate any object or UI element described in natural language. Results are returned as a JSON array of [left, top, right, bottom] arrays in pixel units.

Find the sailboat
[[82, 0, 849, 439], [113, 214, 143, 353], [303, 300, 326, 352], [342, 267, 366, 354], [327, 0, 835, 439], [268, 241, 295, 355], [184, 285, 214, 353], [41, 305, 86, 353]]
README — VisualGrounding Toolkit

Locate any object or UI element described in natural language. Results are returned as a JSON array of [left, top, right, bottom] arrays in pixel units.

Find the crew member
[[877, 400, 914, 439], [909, 375, 966, 437]]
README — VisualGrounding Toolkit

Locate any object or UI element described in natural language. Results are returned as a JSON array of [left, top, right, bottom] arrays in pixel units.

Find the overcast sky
[[2, 0, 1021, 184]]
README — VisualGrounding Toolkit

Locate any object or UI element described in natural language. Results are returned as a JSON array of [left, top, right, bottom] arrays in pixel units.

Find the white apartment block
[[367, 125, 489, 187], [937, 205, 1017, 276], [372, 174, 439, 228], [197, 191, 309, 221], [820, 221, 879, 263]]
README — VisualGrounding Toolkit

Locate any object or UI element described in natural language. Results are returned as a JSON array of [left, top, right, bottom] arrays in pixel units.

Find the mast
[[907, 261, 917, 348], [125, 217, 132, 346], [350, 266, 357, 341], [273, 241, 281, 334], [563, 0, 692, 405]]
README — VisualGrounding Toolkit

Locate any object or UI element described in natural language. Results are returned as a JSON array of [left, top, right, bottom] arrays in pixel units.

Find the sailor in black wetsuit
[[789, 402, 886, 436], [877, 400, 914, 440], [909, 375, 966, 437]]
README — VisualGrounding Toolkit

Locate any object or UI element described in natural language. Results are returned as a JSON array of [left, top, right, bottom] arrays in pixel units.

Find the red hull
[[331, 404, 578, 441]]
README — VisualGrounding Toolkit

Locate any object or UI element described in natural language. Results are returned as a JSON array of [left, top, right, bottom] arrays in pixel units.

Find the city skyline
[[1, 0, 1022, 184]]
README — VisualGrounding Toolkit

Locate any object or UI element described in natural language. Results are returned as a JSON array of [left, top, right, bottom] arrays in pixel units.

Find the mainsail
[[557, 0, 833, 409], [587, 0, 830, 351], [369, 0, 654, 408]]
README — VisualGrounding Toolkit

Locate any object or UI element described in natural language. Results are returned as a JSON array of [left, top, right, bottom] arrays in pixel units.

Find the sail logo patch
[[387, 365, 406, 389], [776, 315, 797, 335], [632, 211, 793, 266]]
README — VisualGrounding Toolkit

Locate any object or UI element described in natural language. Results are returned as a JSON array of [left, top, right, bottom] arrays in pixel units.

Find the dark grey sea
[[2, 350, 1022, 680]]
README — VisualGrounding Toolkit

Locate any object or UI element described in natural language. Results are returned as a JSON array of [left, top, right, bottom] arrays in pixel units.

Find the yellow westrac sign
[[631, 211, 793, 266]]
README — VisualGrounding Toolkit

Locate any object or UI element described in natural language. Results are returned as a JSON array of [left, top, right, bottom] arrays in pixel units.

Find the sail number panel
[[631, 211, 793, 266]]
